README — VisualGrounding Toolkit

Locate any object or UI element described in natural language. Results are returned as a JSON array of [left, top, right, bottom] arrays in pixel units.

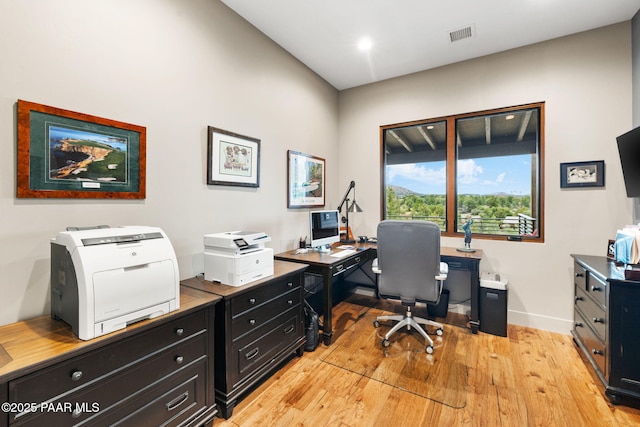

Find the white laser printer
[[203, 231, 274, 286], [51, 226, 180, 340]]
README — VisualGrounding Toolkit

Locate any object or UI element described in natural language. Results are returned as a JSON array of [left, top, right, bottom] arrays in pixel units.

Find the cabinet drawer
[[574, 308, 606, 376], [231, 288, 301, 340], [230, 276, 300, 316], [10, 333, 207, 425], [234, 311, 302, 380], [332, 254, 366, 276], [586, 274, 606, 309], [574, 285, 606, 341], [574, 262, 587, 290], [107, 360, 208, 427], [441, 257, 472, 271], [9, 311, 206, 406]]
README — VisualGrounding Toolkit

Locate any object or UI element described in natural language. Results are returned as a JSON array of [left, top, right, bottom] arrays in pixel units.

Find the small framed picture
[[207, 127, 260, 187], [607, 239, 616, 260], [560, 160, 605, 188], [287, 150, 325, 208]]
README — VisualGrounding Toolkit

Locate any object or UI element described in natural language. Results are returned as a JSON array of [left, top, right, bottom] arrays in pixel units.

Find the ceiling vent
[[449, 25, 474, 42]]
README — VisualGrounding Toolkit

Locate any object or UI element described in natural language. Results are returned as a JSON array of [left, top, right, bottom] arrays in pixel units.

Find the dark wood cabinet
[[0, 286, 220, 427], [571, 255, 640, 407], [182, 260, 307, 418]]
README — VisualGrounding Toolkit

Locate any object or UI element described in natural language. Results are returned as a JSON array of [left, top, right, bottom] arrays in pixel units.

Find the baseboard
[[508, 309, 573, 335]]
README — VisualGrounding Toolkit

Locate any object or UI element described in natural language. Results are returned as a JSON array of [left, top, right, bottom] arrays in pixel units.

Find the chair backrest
[[376, 220, 442, 305]]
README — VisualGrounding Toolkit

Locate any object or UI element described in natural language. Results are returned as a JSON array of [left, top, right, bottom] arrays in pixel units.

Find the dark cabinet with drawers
[[181, 261, 308, 418], [571, 255, 640, 407], [0, 286, 220, 427]]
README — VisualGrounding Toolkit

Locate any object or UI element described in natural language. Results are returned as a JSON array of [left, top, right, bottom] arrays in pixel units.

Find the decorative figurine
[[457, 219, 476, 253]]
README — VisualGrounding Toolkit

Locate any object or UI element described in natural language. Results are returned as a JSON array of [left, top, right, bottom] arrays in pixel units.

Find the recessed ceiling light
[[505, 114, 515, 120], [427, 125, 435, 130], [358, 37, 372, 51]]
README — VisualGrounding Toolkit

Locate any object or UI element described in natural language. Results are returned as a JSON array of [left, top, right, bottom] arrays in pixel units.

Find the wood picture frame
[[287, 150, 325, 208], [17, 99, 146, 199], [207, 126, 260, 187], [607, 239, 616, 260], [560, 160, 605, 188]]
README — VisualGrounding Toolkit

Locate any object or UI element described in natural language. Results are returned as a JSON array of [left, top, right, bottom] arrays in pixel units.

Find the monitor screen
[[617, 126, 640, 197], [309, 210, 340, 249]]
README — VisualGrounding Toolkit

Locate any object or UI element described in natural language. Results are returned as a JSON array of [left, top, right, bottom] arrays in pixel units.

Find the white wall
[[0, 0, 339, 326], [338, 23, 634, 334]]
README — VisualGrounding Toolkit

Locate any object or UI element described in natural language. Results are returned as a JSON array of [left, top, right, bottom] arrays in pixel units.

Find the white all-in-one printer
[[50, 226, 180, 340], [203, 231, 274, 286]]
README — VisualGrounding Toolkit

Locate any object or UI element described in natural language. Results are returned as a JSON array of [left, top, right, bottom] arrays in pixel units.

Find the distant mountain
[[387, 185, 422, 197], [387, 185, 527, 198]]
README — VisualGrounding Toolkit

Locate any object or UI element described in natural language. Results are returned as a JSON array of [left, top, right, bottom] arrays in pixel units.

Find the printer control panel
[[233, 238, 249, 249]]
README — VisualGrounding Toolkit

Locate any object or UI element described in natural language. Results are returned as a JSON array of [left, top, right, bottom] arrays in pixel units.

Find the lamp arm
[[337, 181, 356, 212]]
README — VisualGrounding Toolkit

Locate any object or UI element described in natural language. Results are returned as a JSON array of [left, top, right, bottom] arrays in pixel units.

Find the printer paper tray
[[93, 259, 177, 323]]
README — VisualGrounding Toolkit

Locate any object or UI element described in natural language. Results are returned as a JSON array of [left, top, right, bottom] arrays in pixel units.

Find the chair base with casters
[[373, 305, 444, 354]]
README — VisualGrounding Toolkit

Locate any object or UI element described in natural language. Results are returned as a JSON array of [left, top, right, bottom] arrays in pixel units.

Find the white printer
[[51, 226, 180, 340], [204, 231, 274, 286]]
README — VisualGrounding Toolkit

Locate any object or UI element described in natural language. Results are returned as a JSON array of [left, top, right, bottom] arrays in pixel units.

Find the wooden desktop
[[275, 243, 483, 345]]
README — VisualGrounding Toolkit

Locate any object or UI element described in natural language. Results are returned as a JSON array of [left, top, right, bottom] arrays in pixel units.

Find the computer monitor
[[617, 125, 640, 197], [309, 210, 340, 251]]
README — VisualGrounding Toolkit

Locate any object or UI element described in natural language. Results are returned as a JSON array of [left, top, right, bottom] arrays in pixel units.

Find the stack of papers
[[615, 226, 640, 264]]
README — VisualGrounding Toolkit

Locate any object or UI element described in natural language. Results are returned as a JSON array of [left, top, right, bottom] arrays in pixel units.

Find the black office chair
[[372, 220, 448, 353]]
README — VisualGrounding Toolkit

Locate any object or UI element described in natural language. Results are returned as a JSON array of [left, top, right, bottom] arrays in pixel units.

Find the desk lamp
[[337, 180, 363, 243]]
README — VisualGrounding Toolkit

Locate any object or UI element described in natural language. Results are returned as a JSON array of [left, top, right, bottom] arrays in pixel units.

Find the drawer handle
[[166, 391, 189, 412], [575, 273, 585, 278], [249, 298, 257, 305], [288, 299, 293, 305], [592, 349, 604, 356], [71, 370, 83, 381], [355, 256, 361, 263], [590, 286, 602, 292], [284, 325, 295, 335], [574, 296, 583, 303], [246, 347, 260, 360], [593, 317, 605, 324], [574, 322, 583, 328], [72, 407, 82, 418], [336, 265, 344, 272], [175, 328, 185, 337], [288, 282, 293, 288], [175, 356, 184, 364], [249, 319, 256, 325]]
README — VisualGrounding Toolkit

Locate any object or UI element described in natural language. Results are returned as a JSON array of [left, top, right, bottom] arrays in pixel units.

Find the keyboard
[[330, 249, 356, 258]]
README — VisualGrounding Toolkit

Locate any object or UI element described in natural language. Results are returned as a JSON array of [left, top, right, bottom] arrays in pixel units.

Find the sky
[[387, 154, 532, 195], [49, 125, 128, 152]]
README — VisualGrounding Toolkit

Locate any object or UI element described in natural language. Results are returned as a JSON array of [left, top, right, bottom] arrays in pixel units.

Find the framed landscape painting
[[17, 100, 146, 199], [287, 150, 325, 208]]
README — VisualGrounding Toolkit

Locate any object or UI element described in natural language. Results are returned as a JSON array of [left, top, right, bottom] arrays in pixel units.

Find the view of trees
[[386, 186, 533, 234]]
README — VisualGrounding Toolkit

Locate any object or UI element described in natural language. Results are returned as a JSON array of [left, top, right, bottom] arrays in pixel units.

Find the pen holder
[[299, 238, 307, 249]]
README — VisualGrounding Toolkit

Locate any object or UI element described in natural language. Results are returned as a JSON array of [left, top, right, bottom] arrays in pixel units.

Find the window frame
[[380, 102, 545, 243]]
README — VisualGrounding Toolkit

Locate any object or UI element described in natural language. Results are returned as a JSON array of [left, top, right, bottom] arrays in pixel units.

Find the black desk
[[275, 243, 483, 345]]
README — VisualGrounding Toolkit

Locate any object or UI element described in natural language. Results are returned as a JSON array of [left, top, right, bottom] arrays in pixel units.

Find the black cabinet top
[[571, 254, 640, 285]]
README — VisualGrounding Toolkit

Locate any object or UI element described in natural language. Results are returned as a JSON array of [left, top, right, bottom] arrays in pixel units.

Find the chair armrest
[[372, 258, 381, 274], [435, 262, 448, 281]]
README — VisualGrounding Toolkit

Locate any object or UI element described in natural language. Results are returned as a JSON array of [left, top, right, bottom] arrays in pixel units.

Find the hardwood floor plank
[[212, 295, 640, 427]]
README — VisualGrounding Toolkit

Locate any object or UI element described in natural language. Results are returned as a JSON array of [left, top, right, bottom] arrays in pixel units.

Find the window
[[381, 102, 544, 241]]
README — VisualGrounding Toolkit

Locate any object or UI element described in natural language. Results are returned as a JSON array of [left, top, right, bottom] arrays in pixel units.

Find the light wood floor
[[211, 295, 640, 427]]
